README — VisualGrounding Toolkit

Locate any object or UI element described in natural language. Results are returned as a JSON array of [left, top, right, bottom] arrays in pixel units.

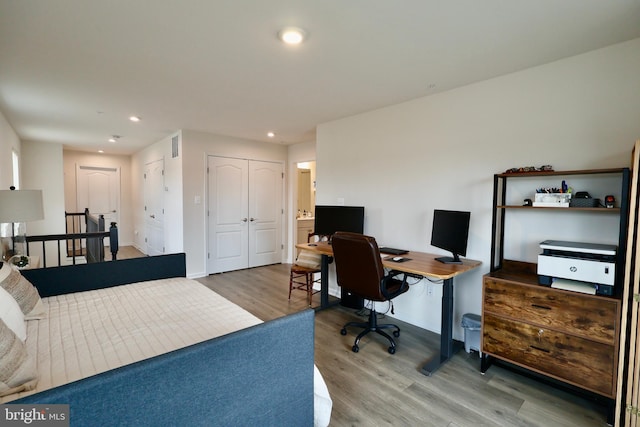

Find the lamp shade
[[0, 189, 44, 222]]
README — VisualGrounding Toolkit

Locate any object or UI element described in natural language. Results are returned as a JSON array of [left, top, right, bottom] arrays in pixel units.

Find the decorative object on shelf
[[533, 193, 571, 207], [0, 187, 44, 257], [9, 254, 30, 269], [604, 195, 616, 208], [504, 165, 554, 174]]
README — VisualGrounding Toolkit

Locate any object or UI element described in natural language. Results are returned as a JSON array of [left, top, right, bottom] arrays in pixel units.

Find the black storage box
[[569, 198, 600, 207], [340, 289, 364, 309]]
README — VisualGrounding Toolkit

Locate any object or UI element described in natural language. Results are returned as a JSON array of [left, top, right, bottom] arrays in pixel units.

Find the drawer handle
[[531, 304, 552, 310], [530, 345, 550, 353]]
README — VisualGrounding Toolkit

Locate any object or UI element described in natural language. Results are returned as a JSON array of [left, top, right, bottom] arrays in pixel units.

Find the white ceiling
[[1, 1, 639, 155]]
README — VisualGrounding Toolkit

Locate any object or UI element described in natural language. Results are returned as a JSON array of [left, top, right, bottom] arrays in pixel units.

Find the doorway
[[295, 161, 316, 246], [76, 164, 120, 233], [144, 159, 165, 256]]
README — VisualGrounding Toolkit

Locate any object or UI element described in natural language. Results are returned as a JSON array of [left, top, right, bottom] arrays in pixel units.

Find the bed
[[0, 253, 332, 426]]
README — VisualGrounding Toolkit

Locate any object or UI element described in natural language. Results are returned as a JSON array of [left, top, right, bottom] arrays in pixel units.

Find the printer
[[537, 240, 617, 296]]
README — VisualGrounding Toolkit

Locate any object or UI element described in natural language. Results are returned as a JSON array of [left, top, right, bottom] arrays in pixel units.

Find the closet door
[[207, 156, 249, 273], [248, 160, 283, 267], [207, 157, 283, 274]]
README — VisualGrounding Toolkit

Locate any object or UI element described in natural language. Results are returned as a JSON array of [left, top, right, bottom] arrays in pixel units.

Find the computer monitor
[[430, 209, 471, 264], [314, 205, 364, 237]]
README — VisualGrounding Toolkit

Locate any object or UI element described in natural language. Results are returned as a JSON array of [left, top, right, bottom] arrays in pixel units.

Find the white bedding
[[2, 278, 332, 426]]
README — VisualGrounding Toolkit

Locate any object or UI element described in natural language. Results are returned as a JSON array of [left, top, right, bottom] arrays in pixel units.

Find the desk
[[296, 241, 481, 375]]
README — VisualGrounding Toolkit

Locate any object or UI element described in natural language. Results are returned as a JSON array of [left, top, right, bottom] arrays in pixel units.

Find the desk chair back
[[332, 232, 406, 302], [332, 231, 409, 354]]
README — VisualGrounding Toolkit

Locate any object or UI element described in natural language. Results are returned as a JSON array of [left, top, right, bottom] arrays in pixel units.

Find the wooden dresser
[[482, 261, 621, 398]]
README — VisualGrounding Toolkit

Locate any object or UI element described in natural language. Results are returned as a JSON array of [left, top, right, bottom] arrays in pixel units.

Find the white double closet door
[[207, 156, 283, 274]]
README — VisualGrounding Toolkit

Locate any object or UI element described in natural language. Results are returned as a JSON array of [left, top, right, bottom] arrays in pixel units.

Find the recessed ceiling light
[[98, 150, 104, 153], [267, 132, 275, 138], [278, 27, 306, 45], [129, 116, 141, 122], [108, 135, 121, 143]]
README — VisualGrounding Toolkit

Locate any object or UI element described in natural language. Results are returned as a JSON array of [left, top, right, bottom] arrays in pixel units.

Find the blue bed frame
[[14, 253, 315, 426]]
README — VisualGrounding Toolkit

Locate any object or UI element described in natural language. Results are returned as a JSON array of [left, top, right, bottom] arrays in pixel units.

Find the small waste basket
[[461, 313, 482, 357]]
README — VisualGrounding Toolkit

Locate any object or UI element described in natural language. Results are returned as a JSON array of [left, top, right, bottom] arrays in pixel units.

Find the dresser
[[482, 261, 620, 398]]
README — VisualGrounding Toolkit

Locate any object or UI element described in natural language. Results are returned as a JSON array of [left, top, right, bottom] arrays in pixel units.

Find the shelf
[[496, 167, 627, 178], [497, 205, 620, 212]]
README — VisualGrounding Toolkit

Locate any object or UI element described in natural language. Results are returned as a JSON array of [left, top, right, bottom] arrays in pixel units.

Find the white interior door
[[76, 165, 120, 232], [144, 159, 165, 256], [207, 156, 283, 273], [208, 156, 249, 273], [249, 160, 283, 267]]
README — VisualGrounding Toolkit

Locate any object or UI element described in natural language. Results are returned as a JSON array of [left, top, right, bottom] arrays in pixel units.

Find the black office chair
[[331, 231, 409, 354]]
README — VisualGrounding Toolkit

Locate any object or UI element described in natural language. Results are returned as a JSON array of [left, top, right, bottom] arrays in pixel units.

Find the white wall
[[316, 38, 640, 339], [131, 131, 184, 257], [132, 130, 288, 278], [21, 141, 65, 266], [0, 111, 20, 189], [180, 130, 288, 277], [21, 141, 64, 235]]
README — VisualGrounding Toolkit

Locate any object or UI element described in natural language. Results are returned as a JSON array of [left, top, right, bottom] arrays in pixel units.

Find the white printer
[[537, 240, 617, 296]]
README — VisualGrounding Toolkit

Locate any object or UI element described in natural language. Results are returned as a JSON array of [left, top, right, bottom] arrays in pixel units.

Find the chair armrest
[[380, 271, 409, 299]]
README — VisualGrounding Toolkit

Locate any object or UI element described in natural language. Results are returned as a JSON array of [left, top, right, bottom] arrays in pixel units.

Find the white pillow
[[0, 285, 26, 341], [0, 318, 38, 397], [0, 262, 45, 320], [295, 250, 322, 269]]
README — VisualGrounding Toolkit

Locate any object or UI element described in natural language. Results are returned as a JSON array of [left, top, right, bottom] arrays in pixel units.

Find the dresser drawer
[[483, 278, 618, 344], [482, 313, 616, 397]]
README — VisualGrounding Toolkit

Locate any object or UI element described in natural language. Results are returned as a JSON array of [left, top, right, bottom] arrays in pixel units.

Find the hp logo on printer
[[570, 266, 577, 272]]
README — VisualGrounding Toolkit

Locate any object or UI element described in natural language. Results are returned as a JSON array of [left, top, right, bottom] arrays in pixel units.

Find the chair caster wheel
[[388, 346, 396, 354], [340, 328, 347, 335], [393, 330, 400, 338], [352, 345, 359, 353]]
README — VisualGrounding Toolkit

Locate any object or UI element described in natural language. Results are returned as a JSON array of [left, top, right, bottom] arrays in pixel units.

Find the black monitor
[[430, 209, 471, 264], [314, 205, 364, 237]]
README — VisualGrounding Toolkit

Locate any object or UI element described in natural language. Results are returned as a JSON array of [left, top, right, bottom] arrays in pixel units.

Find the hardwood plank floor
[[197, 263, 608, 427]]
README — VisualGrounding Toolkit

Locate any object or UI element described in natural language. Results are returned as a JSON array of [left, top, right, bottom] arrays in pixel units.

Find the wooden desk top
[[296, 242, 481, 280]]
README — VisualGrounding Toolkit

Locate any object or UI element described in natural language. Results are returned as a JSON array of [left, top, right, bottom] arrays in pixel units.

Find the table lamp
[[0, 187, 44, 258]]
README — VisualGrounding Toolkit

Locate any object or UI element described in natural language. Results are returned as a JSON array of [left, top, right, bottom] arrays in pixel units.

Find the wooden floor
[[196, 263, 609, 427], [116, 246, 146, 260]]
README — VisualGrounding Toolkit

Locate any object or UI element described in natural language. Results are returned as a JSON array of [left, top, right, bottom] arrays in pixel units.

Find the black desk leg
[[320, 254, 330, 308], [421, 277, 463, 376], [315, 254, 338, 311]]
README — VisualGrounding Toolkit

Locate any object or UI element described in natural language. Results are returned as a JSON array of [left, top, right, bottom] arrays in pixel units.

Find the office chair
[[332, 231, 409, 354], [288, 234, 325, 305]]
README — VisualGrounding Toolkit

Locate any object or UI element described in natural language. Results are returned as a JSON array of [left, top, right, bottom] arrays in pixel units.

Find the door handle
[[150, 214, 155, 219], [250, 217, 257, 222], [241, 218, 248, 222]]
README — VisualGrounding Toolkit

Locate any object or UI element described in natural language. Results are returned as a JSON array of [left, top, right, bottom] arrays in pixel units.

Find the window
[[12, 150, 19, 189]]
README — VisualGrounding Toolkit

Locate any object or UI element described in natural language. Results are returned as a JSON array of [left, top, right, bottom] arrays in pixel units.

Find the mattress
[[4, 277, 332, 425]]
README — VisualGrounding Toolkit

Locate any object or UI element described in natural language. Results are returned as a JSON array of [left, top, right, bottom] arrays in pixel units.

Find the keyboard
[[379, 247, 409, 255]]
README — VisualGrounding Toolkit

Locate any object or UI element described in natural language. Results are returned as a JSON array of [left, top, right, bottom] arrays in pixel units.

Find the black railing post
[[109, 222, 118, 260]]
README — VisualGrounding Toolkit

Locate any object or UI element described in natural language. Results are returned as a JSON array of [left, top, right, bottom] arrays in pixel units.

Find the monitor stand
[[435, 253, 462, 264]]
